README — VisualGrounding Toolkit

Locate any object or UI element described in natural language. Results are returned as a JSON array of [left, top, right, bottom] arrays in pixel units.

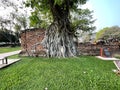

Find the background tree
[[0, 18, 13, 43], [96, 27, 109, 40], [103, 26, 120, 40], [0, 0, 30, 44], [25, 0, 95, 57], [29, 10, 50, 28], [71, 9, 95, 32], [96, 26, 120, 44], [0, 29, 16, 43], [71, 8, 96, 43]]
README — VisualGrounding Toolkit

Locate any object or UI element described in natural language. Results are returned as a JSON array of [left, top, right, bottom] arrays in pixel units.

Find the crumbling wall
[[20, 28, 45, 56], [78, 43, 120, 56], [20, 28, 120, 57]]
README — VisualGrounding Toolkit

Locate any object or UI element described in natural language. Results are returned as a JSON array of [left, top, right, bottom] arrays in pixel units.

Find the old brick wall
[[78, 43, 120, 56], [20, 28, 45, 56], [20, 28, 120, 56]]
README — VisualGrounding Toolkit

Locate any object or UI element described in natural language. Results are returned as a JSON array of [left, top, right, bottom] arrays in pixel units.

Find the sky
[[0, 0, 120, 32], [84, 0, 120, 31]]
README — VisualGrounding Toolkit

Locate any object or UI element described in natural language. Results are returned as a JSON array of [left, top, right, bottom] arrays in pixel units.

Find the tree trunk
[[42, 0, 77, 57]]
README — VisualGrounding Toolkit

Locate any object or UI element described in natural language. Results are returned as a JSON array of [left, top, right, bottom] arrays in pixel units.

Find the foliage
[[0, 56, 119, 89], [96, 26, 120, 40], [0, 17, 19, 43], [29, 13, 42, 28], [25, 0, 95, 31], [71, 8, 96, 42], [0, 0, 29, 31], [0, 30, 17, 42], [25, 0, 52, 28], [15, 15, 28, 30], [0, 0, 30, 43], [71, 8, 96, 33], [96, 27, 110, 40]]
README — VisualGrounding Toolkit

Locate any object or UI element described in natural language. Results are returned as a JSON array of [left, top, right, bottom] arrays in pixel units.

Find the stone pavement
[[96, 56, 120, 60], [113, 60, 120, 70], [0, 50, 21, 58], [96, 56, 120, 70], [0, 50, 21, 69]]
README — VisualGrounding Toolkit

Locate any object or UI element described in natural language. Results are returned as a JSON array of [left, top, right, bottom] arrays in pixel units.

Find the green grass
[[0, 46, 21, 53], [8, 54, 20, 59], [0, 56, 120, 90]]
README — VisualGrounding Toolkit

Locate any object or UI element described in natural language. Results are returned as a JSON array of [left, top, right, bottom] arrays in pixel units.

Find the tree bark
[[42, 0, 77, 57]]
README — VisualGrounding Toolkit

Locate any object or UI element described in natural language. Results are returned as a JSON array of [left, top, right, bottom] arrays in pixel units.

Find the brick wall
[[20, 28, 45, 56], [20, 28, 120, 57], [78, 43, 120, 56]]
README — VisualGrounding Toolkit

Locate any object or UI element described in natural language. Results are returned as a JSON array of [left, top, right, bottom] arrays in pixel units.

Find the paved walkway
[[96, 56, 120, 70], [0, 50, 21, 69], [113, 60, 120, 70], [0, 50, 21, 58], [96, 56, 120, 60]]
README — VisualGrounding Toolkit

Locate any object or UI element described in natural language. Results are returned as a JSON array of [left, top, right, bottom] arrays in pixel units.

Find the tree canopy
[[96, 26, 120, 41], [25, 0, 95, 30], [0, 0, 30, 43]]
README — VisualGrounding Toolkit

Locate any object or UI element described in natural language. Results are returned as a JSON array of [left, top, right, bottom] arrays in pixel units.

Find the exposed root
[[42, 21, 77, 58]]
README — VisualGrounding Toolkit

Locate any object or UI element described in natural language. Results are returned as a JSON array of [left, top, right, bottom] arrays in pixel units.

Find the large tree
[[25, 0, 89, 57]]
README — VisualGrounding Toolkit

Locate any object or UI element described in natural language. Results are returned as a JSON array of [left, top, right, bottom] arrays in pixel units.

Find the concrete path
[[0, 50, 21, 69], [0, 59, 21, 69], [96, 56, 120, 60], [0, 50, 21, 57], [113, 60, 120, 70], [96, 56, 120, 71]]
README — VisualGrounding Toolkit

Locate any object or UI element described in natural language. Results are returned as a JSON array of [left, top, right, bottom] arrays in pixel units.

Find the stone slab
[[113, 61, 120, 70], [0, 50, 21, 58], [96, 56, 120, 60], [0, 59, 21, 69]]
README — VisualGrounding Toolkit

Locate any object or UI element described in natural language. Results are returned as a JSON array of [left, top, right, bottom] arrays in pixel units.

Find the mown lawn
[[0, 46, 21, 53], [0, 56, 120, 90]]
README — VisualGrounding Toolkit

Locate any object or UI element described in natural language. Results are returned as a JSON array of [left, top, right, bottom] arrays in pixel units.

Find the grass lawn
[[0, 46, 21, 53], [0, 56, 120, 90]]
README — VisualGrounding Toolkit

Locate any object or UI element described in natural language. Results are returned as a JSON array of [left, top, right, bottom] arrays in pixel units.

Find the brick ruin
[[20, 28, 120, 57], [20, 28, 46, 56], [78, 43, 120, 56]]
